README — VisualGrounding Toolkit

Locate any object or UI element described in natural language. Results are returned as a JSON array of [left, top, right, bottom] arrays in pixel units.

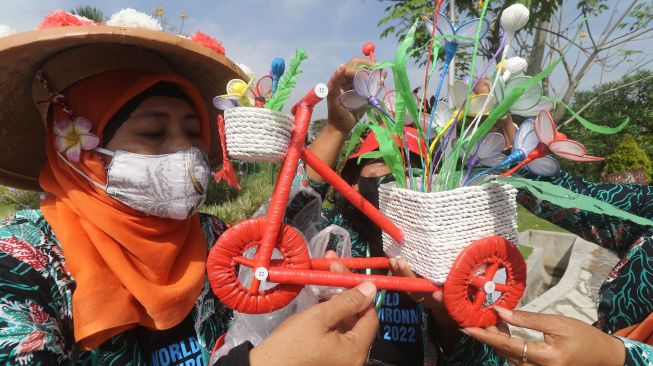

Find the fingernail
[[494, 305, 513, 317], [460, 329, 471, 336], [357, 282, 377, 298], [398, 259, 408, 270], [389, 258, 397, 269], [330, 261, 345, 273]]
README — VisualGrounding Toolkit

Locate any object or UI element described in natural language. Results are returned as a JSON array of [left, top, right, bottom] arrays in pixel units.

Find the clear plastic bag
[[210, 187, 352, 364]]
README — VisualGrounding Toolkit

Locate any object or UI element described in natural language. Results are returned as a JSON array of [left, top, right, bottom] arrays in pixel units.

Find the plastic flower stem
[[426, 41, 458, 146], [461, 155, 480, 185], [462, 32, 514, 144], [420, 0, 446, 191], [467, 152, 523, 186], [424, 41, 457, 191], [437, 0, 490, 190]]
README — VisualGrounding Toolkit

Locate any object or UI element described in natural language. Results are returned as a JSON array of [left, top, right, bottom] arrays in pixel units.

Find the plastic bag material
[[211, 188, 353, 364]]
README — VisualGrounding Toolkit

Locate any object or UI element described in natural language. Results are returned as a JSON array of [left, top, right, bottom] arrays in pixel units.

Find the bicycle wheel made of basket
[[223, 107, 294, 163], [207, 217, 310, 313], [443, 235, 527, 327]]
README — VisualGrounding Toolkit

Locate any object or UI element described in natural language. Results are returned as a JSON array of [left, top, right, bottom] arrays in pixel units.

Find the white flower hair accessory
[[106, 8, 163, 31], [0, 25, 16, 38]]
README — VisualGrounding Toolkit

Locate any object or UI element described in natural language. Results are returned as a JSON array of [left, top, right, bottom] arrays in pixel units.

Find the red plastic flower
[[37, 10, 97, 29], [54, 117, 100, 162], [191, 31, 226, 55]]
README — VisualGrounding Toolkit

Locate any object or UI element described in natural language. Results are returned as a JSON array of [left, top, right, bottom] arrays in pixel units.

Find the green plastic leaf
[[361, 61, 394, 70], [357, 150, 387, 162], [265, 48, 308, 111], [343, 122, 371, 158], [367, 124, 406, 188], [392, 20, 420, 132], [497, 176, 653, 227], [541, 96, 630, 134]]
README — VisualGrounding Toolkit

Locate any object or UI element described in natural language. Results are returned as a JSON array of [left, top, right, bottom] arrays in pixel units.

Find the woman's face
[[104, 96, 207, 155]]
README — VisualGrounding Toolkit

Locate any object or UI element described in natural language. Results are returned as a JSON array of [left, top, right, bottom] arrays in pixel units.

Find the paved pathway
[[511, 237, 619, 342]]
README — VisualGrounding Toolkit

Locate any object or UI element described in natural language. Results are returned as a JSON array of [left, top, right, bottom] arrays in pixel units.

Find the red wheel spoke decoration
[[485, 263, 500, 281], [472, 291, 487, 310], [233, 256, 255, 267], [494, 284, 510, 293], [207, 217, 311, 314], [443, 236, 527, 327], [469, 276, 486, 289]]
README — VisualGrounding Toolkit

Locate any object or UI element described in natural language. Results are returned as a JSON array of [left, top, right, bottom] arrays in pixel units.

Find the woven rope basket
[[379, 182, 518, 283], [224, 107, 294, 163]]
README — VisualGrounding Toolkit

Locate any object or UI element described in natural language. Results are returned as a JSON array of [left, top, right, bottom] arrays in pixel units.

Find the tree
[[70, 6, 105, 23], [558, 69, 653, 181], [603, 135, 652, 182], [377, 0, 563, 67], [376, 0, 653, 121]]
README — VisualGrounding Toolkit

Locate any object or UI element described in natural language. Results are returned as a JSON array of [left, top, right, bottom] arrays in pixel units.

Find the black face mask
[[352, 174, 396, 258]]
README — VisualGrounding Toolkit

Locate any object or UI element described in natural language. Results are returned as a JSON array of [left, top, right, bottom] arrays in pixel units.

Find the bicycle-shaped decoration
[[208, 2, 624, 329]]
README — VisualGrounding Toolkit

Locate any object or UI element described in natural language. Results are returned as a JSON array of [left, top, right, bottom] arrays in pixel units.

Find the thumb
[[317, 282, 376, 327], [494, 306, 561, 334]]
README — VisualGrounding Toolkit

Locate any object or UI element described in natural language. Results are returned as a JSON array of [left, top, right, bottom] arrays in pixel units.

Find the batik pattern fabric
[[286, 161, 506, 366], [517, 170, 653, 365], [0, 209, 232, 365]]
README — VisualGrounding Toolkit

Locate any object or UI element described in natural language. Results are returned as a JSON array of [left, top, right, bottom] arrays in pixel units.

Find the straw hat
[[0, 17, 246, 191]]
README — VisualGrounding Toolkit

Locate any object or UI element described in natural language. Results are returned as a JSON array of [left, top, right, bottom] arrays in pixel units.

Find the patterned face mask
[[62, 147, 210, 220]]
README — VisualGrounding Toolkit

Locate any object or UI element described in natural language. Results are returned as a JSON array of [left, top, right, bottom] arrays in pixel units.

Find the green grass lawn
[[517, 205, 568, 233], [0, 204, 15, 219]]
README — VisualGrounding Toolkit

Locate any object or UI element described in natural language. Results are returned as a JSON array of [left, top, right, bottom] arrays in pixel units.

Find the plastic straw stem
[[267, 267, 441, 292], [302, 149, 404, 244]]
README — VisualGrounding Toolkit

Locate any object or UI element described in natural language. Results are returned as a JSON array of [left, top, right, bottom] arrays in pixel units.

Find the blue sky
[[2, 0, 651, 118]]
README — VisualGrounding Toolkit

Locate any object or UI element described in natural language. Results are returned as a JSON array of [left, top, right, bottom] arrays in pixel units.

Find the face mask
[[60, 147, 210, 220], [353, 174, 396, 257]]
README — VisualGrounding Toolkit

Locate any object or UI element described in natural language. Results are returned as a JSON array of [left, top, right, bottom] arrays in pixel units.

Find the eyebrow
[[130, 110, 199, 120]]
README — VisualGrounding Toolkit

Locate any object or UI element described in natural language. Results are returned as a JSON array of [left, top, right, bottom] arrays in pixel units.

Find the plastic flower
[[498, 57, 528, 81], [450, 80, 496, 116], [191, 31, 225, 55], [106, 8, 162, 30], [340, 69, 386, 111], [534, 110, 603, 162], [423, 14, 490, 45], [54, 117, 99, 162], [493, 76, 552, 117], [500, 3, 530, 32], [37, 10, 96, 29], [383, 89, 431, 131]]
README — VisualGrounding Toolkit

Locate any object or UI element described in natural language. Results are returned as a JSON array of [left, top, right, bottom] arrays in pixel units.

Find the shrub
[[603, 134, 652, 183]]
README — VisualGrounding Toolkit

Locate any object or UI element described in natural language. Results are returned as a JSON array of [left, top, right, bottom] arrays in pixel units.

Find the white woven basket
[[379, 182, 518, 284], [224, 107, 294, 163]]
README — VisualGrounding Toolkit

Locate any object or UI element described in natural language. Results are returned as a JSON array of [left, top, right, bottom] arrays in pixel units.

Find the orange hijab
[[615, 314, 653, 345], [40, 69, 212, 350]]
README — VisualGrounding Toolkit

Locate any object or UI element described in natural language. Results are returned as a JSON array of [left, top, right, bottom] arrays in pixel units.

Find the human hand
[[473, 77, 491, 95], [249, 282, 379, 366], [463, 306, 626, 366], [388, 258, 445, 314], [326, 57, 377, 133]]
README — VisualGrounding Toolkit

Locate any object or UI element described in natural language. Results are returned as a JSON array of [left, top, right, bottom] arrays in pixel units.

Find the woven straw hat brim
[[0, 26, 246, 191]]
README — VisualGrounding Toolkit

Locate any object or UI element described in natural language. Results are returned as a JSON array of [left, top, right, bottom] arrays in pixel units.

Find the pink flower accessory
[[37, 10, 97, 29], [191, 31, 226, 55], [54, 117, 100, 162]]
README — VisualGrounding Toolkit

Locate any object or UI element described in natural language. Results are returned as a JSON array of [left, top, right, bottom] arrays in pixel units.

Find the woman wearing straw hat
[[0, 10, 378, 365]]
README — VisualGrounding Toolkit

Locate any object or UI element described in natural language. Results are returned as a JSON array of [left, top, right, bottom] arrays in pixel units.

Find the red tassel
[[213, 115, 240, 189]]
